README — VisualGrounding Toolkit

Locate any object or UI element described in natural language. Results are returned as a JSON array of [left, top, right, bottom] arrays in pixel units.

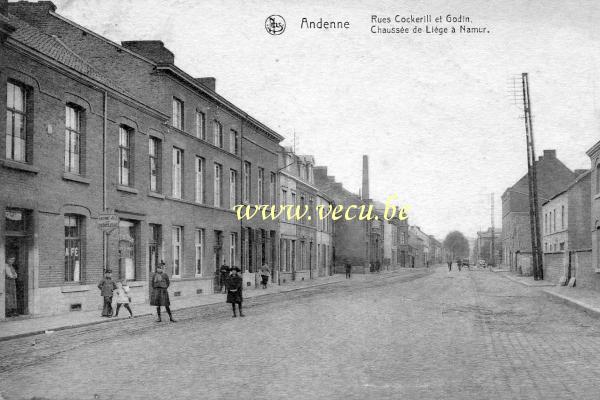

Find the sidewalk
[[497, 270, 600, 319], [0, 271, 405, 341]]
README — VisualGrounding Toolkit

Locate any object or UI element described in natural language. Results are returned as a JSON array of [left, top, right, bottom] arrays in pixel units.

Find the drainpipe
[[102, 91, 108, 273]]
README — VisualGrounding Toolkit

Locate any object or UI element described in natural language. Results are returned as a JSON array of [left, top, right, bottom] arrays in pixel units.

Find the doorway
[[5, 237, 28, 316]]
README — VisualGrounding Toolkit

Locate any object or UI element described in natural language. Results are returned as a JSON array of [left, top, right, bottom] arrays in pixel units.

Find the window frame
[[64, 214, 83, 283], [172, 226, 183, 277], [64, 104, 83, 174], [195, 110, 205, 140], [195, 228, 204, 276], [213, 120, 223, 148], [149, 137, 161, 193], [214, 162, 222, 207], [172, 97, 184, 130], [195, 156, 204, 203], [230, 168, 238, 208], [5, 81, 29, 163], [119, 126, 133, 186], [172, 147, 183, 199]]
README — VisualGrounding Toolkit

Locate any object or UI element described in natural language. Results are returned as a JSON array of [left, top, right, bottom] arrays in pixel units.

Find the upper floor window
[[149, 137, 161, 193], [65, 104, 82, 174], [195, 157, 204, 203], [270, 172, 276, 204], [119, 126, 133, 186], [214, 163, 223, 207], [195, 111, 205, 139], [172, 97, 184, 130], [230, 169, 238, 208], [258, 167, 265, 204], [243, 161, 251, 203], [213, 120, 223, 148], [172, 147, 183, 199], [6, 81, 28, 162], [230, 129, 239, 154]]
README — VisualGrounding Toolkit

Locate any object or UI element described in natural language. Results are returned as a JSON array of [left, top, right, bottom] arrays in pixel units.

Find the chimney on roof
[[8, 1, 56, 19], [362, 155, 369, 201], [195, 77, 216, 92], [543, 149, 556, 160], [121, 40, 174, 64]]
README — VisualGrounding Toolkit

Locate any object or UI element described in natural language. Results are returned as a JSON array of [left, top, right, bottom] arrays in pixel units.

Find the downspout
[[102, 90, 108, 272]]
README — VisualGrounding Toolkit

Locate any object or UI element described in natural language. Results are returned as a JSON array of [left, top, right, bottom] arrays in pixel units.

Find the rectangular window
[[230, 129, 238, 154], [291, 240, 296, 271], [213, 120, 223, 148], [172, 226, 182, 277], [230, 169, 238, 208], [195, 229, 204, 276], [6, 81, 27, 162], [291, 192, 297, 220], [119, 126, 132, 186], [195, 156, 204, 203], [149, 137, 161, 192], [172, 97, 183, 130], [214, 163, 222, 207], [119, 220, 137, 280], [281, 189, 287, 221], [270, 172, 276, 204], [64, 105, 81, 174], [553, 209, 556, 233], [243, 161, 251, 203], [561, 205, 565, 230], [172, 148, 183, 198], [148, 224, 161, 273], [230, 232, 237, 268], [64, 214, 82, 282], [195, 111, 205, 139], [258, 167, 264, 204], [559, 242, 565, 251]]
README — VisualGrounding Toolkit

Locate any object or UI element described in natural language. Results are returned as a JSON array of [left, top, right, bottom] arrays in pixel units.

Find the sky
[[52, 0, 600, 240]]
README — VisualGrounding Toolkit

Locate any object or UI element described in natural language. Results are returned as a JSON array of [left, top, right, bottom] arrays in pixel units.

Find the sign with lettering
[[98, 212, 119, 231]]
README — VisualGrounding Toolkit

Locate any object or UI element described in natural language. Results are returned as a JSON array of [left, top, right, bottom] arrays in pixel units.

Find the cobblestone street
[[3, 267, 600, 400]]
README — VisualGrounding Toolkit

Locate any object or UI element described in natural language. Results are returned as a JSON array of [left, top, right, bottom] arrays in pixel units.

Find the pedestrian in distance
[[226, 266, 244, 317], [345, 261, 352, 279], [447, 261, 452, 271], [219, 260, 231, 294], [375, 260, 381, 273], [259, 263, 271, 289], [114, 280, 133, 318], [98, 269, 116, 317], [457, 259, 462, 272], [151, 261, 176, 323]]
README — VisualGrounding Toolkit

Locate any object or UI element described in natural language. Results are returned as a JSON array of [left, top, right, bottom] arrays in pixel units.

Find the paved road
[[2, 267, 600, 400]]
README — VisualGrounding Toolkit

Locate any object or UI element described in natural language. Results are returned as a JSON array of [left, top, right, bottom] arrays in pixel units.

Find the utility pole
[[490, 193, 495, 268], [520, 73, 543, 280]]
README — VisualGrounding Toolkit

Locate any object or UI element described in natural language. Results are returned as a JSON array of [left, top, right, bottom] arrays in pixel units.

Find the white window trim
[[172, 226, 182, 278], [195, 228, 204, 277]]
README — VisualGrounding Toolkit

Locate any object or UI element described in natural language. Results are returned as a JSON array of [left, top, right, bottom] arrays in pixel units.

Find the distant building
[[475, 228, 502, 266], [501, 149, 576, 275]]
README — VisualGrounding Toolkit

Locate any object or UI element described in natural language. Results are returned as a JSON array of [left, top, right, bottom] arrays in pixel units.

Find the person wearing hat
[[226, 266, 244, 317], [219, 260, 231, 294], [5, 253, 18, 317], [259, 262, 271, 289], [151, 261, 176, 322], [98, 269, 117, 317]]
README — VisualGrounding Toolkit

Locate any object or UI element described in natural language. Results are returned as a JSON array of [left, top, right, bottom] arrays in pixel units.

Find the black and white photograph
[[1, 0, 600, 398]]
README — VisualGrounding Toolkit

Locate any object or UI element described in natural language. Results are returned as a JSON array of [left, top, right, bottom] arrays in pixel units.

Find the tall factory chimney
[[362, 155, 369, 201]]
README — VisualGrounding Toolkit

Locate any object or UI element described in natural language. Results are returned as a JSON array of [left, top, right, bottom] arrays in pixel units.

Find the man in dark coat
[[151, 262, 176, 322], [226, 267, 244, 317], [98, 269, 116, 317], [219, 261, 230, 294], [447, 261, 452, 271]]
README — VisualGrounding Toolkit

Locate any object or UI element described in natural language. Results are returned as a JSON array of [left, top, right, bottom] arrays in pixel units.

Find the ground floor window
[[172, 226, 182, 277], [119, 220, 137, 280], [195, 229, 204, 276], [148, 224, 161, 274], [64, 214, 83, 282]]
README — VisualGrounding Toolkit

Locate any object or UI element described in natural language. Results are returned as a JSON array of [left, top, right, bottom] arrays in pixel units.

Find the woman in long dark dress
[[5, 255, 18, 317], [151, 262, 176, 322], [226, 267, 244, 317]]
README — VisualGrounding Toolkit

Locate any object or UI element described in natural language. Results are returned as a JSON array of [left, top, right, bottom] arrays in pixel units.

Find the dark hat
[[231, 266, 241, 272]]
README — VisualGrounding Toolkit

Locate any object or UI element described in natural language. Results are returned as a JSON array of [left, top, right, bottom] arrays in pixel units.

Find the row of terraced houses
[[0, 1, 440, 319]]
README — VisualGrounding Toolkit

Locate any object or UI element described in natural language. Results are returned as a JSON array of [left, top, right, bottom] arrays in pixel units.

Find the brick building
[[474, 228, 502, 266], [541, 169, 591, 284], [501, 149, 576, 274], [2, 1, 287, 318], [278, 149, 327, 283]]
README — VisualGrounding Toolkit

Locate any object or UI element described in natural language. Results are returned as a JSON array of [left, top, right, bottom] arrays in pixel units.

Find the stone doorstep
[[0, 274, 355, 342], [542, 288, 600, 319]]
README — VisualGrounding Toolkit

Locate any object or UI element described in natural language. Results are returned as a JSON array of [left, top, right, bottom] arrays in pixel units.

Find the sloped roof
[[7, 14, 123, 93]]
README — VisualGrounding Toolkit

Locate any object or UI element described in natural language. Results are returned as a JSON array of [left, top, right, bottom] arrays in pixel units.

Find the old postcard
[[1, 0, 599, 399]]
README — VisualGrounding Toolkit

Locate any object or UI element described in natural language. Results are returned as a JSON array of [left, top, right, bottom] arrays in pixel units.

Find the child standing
[[114, 280, 133, 318]]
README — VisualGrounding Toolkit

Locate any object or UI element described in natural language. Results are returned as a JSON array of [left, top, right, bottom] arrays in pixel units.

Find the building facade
[[2, 1, 287, 318], [501, 149, 576, 274]]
